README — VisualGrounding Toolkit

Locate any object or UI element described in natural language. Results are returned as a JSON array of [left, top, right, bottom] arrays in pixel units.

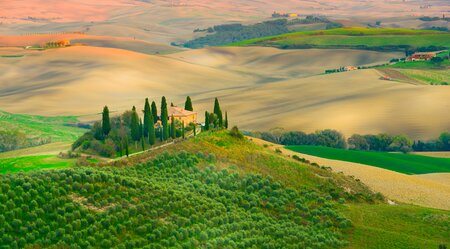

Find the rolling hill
[[0, 131, 448, 248], [229, 28, 450, 50], [1, 45, 449, 139]]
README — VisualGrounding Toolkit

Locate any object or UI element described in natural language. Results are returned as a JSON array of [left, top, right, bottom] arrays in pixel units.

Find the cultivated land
[[0, 110, 86, 143], [250, 138, 450, 210], [229, 28, 450, 49], [1, 131, 448, 248], [285, 146, 450, 175], [3, 45, 450, 139]]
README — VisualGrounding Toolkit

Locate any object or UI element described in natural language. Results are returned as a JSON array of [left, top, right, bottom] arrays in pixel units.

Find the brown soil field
[[250, 137, 450, 210], [376, 68, 422, 85], [1, 45, 449, 139]]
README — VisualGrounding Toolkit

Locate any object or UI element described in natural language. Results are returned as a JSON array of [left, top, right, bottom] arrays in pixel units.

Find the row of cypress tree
[[100, 96, 199, 156]]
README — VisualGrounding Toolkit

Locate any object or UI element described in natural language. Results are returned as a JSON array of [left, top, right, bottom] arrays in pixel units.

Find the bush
[[229, 126, 244, 139]]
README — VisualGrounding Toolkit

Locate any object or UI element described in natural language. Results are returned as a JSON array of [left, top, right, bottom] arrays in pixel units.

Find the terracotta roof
[[168, 106, 196, 117]]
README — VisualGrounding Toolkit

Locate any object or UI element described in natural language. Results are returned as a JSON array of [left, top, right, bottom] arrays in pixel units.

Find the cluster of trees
[[248, 128, 347, 149], [0, 150, 350, 248], [248, 128, 450, 153], [182, 19, 290, 48], [203, 98, 228, 131], [0, 130, 50, 153], [72, 96, 197, 158], [419, 16, 450, 22]]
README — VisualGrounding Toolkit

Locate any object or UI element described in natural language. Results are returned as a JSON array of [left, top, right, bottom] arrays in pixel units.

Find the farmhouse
[[167, 106, 197, 126], [407, 52, 436, 61]]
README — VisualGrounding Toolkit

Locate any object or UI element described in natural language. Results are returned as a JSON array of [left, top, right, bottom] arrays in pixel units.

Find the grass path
[[250, 138, 450, 210]]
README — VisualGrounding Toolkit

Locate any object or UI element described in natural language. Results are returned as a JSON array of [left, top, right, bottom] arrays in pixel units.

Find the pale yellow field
[[412, 152, 450, 158], [251, 137, 450, 210], [1, 45, 449, 139]]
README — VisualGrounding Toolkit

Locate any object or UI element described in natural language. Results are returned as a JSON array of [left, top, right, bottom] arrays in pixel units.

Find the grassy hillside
[[286, 146, 450, 174], [0, 110, 86, 143], [395, 69, 449, 85], [343, 204, 449, 248], [0, 155, 75, 174], [0, 133, 360, 248], [228, 28, 450, 50]]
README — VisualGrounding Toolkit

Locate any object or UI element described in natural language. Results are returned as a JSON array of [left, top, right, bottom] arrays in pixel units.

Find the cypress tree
[[141, 135, 145, 151], [184, 96, 193, 111], [139, 118, 143, 139], [161, 96, 169, 140], [204, 111, 210, 131], [130, 106, 140, 143], [213, 98, 223, 127], [193, 124, 197, 136], [151, 101, 158, 124], [124, 137, 129, 157], [170, 115, 176, 139], [143, 98, 151, 137], [182, 121, 185, 139], [148, 110, 156, 146], [224, 111, 228, 129], [102, 106, 111, 136]]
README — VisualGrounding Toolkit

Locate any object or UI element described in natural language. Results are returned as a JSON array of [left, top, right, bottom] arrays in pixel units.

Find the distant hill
[[228, 28, 450, 51]]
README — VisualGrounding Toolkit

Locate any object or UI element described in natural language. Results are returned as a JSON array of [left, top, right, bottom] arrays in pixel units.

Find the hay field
[[1, 45, 449, 139], [250, 137, 450, 210]]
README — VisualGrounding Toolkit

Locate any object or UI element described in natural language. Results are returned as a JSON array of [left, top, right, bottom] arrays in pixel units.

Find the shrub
[[229, 126, 244, 139]]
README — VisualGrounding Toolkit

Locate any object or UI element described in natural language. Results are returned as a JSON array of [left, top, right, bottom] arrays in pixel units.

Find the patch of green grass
[[0, 155, 75, 174], [0, 110, 86, 142], [285, 146, 450, 174], [343, 204, 449, 249], [0, 55, 24, 58], [227, 28, 450, 49], [396, 69, 450, 85]]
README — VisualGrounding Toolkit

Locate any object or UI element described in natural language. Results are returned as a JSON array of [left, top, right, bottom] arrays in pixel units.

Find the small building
[[288, 13, 299, 17], [344, 66, 358, 71], [167, 106, 197, 126], [407, 52, 437, 61]]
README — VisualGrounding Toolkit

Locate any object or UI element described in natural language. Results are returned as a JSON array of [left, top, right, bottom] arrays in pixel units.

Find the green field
[[0, 110, 86, 142], [396, 68, 449, 85], [228, 28, 450, 50], [286, 145, 450, 174], [0, 155, 75, 174], [344, 204, 449, 249]]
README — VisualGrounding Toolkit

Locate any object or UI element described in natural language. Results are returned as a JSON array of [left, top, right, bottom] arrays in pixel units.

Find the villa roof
[[168, 106, 197, 117]]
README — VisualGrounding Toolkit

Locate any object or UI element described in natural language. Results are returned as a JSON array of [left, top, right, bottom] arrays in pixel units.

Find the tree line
[[247, 128, 450, 153], [72, 97, 228, 158]]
